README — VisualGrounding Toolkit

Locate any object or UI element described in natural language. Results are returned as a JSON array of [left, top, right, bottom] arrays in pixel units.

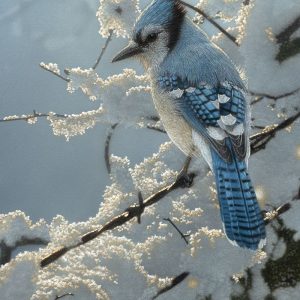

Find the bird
[[112, 0, 266, 250]]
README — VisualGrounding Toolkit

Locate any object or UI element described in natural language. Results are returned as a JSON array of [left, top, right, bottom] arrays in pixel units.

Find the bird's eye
[[146, 32, 158, 43]]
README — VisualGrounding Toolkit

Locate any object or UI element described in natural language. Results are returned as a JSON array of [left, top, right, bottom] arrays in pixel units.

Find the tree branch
[[40, 64, 70, 82], [263, 203, 291, 225], [41, 158, 194, 267], [92, 29, 113, 70], [0, 110, 67, 123], [0, 237, 48, 266], [250, 88, 300, 105], [104, 123, 118, 174], [54, 293, 74, 300], [152, 272, 190, 300], [163, 218, 189, 245], [179, 0, 238, 46], [250, 111, 300, 154]]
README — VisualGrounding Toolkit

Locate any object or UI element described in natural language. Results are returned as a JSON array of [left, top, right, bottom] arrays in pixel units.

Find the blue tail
[[211, 141, 266, 250]]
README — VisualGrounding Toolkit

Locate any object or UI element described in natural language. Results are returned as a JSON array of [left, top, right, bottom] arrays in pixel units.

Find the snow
[[1, 0, 300, 299]]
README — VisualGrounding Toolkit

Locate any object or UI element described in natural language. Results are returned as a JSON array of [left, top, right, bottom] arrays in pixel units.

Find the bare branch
[[41, 159, 195, 267], [250, 111, 300, 154], [179, 0, 238, 46], [1, 237, 48, 266], [250, 88, 300, 105], [275, 15, 300, 62], [93, 29, 113, 70], [55, 293, 74, 300], [276, 15, 300, 44], [152, 272, 190, 299], [146, 125, 166, 133], [104, 123, 118, 174], [163, 218, 189, 245]]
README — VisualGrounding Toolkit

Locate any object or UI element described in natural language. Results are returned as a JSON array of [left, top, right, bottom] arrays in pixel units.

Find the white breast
[[151, 87, 195, 156]]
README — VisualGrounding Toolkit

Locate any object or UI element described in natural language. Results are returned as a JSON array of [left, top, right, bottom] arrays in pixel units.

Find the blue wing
[[157, 74, 247, 162], [157, 74, 266, 250]]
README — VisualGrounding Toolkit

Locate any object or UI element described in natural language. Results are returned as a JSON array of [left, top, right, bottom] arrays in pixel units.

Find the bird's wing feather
[[157, 74, 247, 162]]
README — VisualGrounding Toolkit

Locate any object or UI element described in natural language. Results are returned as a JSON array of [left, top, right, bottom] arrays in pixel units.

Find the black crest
[[167, 0, 186, 50]]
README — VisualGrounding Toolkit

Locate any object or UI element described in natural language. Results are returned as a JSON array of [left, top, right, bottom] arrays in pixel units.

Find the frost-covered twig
[[163, 218, 189, 245], [263, 203, 291, 225], [250, 88, 300, 105], [179, 0, 238, 46], [0, 237, 48, 266], [104, 123, 118, 174], [250, 111, 300, 154], [40, 63, 70, 82], [41, 159, 194, 267], [0, 110, 67, 123], [93, 29, 113, 70], [152, 272, 190, 300]]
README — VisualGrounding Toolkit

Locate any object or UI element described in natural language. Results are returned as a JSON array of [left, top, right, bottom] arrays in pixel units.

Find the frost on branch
[[47, 109, 103, 141], [67, 68, 103, 101], [67, 68, 158, 128], [97, 0, 140, 38], [0, 211, 48, 248]]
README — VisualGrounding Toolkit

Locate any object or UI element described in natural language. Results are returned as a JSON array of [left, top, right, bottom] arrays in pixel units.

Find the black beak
[[112, 42, 143, 63]]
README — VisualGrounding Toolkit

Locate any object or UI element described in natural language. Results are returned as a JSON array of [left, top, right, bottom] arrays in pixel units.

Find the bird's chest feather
[[151, 86, 194, 155]]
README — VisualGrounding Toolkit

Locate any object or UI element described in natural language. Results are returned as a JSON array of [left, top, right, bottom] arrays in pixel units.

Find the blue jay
[[112, 0, 266, 249]]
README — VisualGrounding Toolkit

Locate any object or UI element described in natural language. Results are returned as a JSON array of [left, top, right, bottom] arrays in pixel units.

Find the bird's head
[[112, 0, 186, 68]]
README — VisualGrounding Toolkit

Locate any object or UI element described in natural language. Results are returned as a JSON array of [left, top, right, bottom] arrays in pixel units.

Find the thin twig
[[40, 159, 195, 268], [250, 111, 300, 154], [152, 272, 190, 299], [146, 125, 166, 133], [179, 0, 238, 46], [104, 123, 118, 174], [0, 110, 67, 123], [163, 218, 189, 245], [54, 293, 74, 300], [1, 237, 48, 266], [93, 29, 113, 70], [250, 88, 300, 105], [40, 64, 70, 82], [276, 15, 300, 44], [263, 203, 291, 225]]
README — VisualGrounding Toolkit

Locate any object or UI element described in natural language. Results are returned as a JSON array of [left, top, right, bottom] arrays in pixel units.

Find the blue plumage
[[211, 142, 265, 249], [112, 0, 266, 249]]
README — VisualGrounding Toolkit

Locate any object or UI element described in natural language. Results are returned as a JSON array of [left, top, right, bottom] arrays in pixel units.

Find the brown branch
[[152, 272, 190, 299], [41, 158, 194, 268], [0, 110, 67, 123], [1, 237, 48, 266], [93, 29, 113, 70], [250, 88, 300, 105], [276, 15, 300, 44], [104, 123, 118, 174], [40, 64, 70, 82], [250, 111, 300, 154], [263, 203, 291, 225], [163, 218, 189, 245], [55, 293, 74, 300], [275, 15, 300, 62], [146, 125, 166, 134], [179, 0, 238, 46]]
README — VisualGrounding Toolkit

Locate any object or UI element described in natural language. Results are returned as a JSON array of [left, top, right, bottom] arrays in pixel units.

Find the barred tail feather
[[211, 142, 266, 250]]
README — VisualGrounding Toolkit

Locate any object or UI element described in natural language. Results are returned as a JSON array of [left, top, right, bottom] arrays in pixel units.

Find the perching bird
[[112, 0, 266, 249]]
